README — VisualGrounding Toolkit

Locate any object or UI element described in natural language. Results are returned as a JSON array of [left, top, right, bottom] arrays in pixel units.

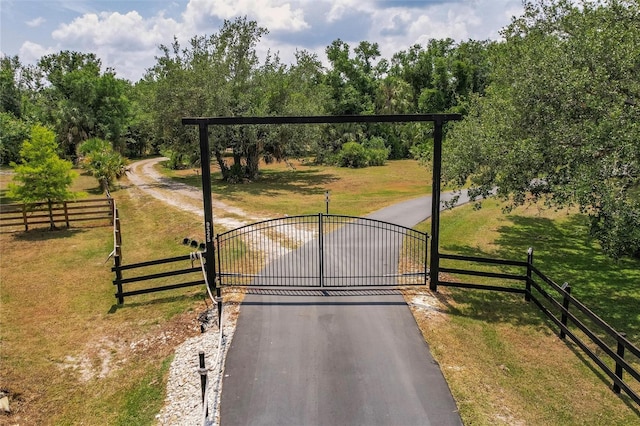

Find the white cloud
[[26, 17, 46, 28], [46, 10, 185, 80], [183, 0, 309, 32], [325, 0, 364, 23], [8, 0, 524, 82], [52, 11, 179, 51], [19, 41, 56, 64], [361, 0, 522, 60]]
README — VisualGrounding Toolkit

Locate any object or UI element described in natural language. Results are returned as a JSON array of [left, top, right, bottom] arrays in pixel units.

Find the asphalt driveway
[[221, 194, 468, 425]]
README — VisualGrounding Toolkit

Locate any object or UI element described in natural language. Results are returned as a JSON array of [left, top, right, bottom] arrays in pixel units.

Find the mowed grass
[[164, 158, 433, 217], [0, 171, 211, 425], [411, 200, 640, 425], [2, 161, 639, 425]]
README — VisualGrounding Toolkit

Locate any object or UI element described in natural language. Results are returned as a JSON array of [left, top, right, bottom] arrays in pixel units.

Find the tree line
[[1, 1, 638, 257], [1, 17, 492, 173]]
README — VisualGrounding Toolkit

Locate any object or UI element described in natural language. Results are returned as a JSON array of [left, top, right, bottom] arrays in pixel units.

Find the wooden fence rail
[[0, 198, 114, 231], [438, 249, 640, 407], [108, 198, 640, 408]]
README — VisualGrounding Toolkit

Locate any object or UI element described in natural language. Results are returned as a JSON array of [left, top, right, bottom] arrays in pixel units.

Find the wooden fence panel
[[0, 198, 113, 231]]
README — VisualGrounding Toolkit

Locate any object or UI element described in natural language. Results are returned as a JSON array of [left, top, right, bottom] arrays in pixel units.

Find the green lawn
[[412, 200, 640, 425], [1, 160, 638, 425]]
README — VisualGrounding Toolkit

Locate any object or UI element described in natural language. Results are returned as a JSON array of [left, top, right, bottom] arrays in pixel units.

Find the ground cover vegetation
[[2, 0, 637, 258], [410, 201, 640, 424], [1, 0, 639, 422], [2, 158, 638, 424]]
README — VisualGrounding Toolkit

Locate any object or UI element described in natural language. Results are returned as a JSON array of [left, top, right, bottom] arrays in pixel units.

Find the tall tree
[[445, 0, 640, 258], [148, 17, 326, 181], [0, 112, 29, 164], [8, 125, 76, 229], [34, 51, 130, 160], [0, 55, 22, 118]]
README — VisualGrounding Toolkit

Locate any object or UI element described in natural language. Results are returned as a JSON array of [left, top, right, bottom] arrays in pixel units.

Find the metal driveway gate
[[182, 114, 462, 315], [216, 214, 428, 287]]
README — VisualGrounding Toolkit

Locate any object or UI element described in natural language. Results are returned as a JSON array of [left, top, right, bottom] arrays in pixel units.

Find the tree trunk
[[47, 200, 56, 230], [245, 143, 260, 181], [214, 149, 230, 181]]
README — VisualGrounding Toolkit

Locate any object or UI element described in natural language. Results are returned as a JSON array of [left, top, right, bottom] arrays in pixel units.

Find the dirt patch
[[53, 311, 202, 386]]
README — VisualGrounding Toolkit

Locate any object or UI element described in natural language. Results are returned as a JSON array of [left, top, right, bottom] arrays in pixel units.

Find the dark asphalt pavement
[[221, 193, 469, 425]]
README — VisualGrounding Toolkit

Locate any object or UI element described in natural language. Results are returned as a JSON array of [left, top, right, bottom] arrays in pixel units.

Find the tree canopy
[[148, 17, 328, 181], [2, 5, 638, 256], [31, 51, 131, 160], [444, 0, 640, 258]]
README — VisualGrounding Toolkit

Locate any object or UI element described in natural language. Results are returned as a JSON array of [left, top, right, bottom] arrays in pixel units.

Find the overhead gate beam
[[182, 114, 462, 292]]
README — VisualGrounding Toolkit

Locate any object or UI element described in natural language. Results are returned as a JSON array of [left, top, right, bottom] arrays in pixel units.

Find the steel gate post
[[429, 117, 444, 292], [319, 213, 324, 287], [196, 121, 221, 321]]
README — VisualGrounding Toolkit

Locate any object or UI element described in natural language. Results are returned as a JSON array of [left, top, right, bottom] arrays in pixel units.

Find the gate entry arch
[[182, 114, 462, 315], [216, 213, 428, 287]]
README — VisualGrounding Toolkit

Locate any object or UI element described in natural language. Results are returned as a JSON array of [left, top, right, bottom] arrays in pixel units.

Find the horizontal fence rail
[[435, 248, 639, 407], [438, 252, 529, 294], [112, 253, 205, 305], [0, 198, 114, 231], [526, 263, 640, 406], [216, 213, 429, 288]]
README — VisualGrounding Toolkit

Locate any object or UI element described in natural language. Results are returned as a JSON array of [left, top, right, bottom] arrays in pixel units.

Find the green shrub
[[366, 148, 388, 166], [337, 141, 369, 168]]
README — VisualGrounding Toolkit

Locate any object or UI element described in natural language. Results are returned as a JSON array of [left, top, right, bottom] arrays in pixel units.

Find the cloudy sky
[[1, 0, 524, 82]]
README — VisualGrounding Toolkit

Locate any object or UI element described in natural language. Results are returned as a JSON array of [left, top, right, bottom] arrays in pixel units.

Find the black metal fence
[[216, 213, 429, 287], [112, 213, 428, 303], [109, 200, 205, 304], [0, 198, 114, 231], [108, 200, 639, 406], [437, 248, 640, 407], [113, 253, 205, 305]]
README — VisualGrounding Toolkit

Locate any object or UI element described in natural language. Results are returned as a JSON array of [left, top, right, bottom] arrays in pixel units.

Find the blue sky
[[1, 0, 524, 82]]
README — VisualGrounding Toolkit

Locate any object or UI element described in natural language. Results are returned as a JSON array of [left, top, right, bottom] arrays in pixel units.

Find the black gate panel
[[216, 214, 428, 287]]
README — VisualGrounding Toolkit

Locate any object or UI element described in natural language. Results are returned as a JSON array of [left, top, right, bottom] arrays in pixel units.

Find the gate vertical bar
[[430, 117, 444, 291], [196, 121, 220, 319], [319, 213, 324, 287]]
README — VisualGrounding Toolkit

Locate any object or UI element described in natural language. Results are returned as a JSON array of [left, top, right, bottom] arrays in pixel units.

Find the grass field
[[1, 160, 639, 424], [411, 201, 640, 425], [163, 158, 433, 217]]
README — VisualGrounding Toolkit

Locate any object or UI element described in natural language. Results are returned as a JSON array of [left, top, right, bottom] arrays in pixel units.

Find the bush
[[79, 138, 127, 192], [366, 148, 389, 166], [336, 142, 369, 168], [363, 137, 389, 166]]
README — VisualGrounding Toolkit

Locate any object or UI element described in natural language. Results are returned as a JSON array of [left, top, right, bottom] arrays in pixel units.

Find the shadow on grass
[[438, 284, 552, 331], [170, 167, 340, 199], [108, 291, 205, 314], [0, 188, 18, 204], [496, 214, 639, 341], [565, 339, 640, 417], [440, 212, 640, 341], [7, 227, 88, 241]]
